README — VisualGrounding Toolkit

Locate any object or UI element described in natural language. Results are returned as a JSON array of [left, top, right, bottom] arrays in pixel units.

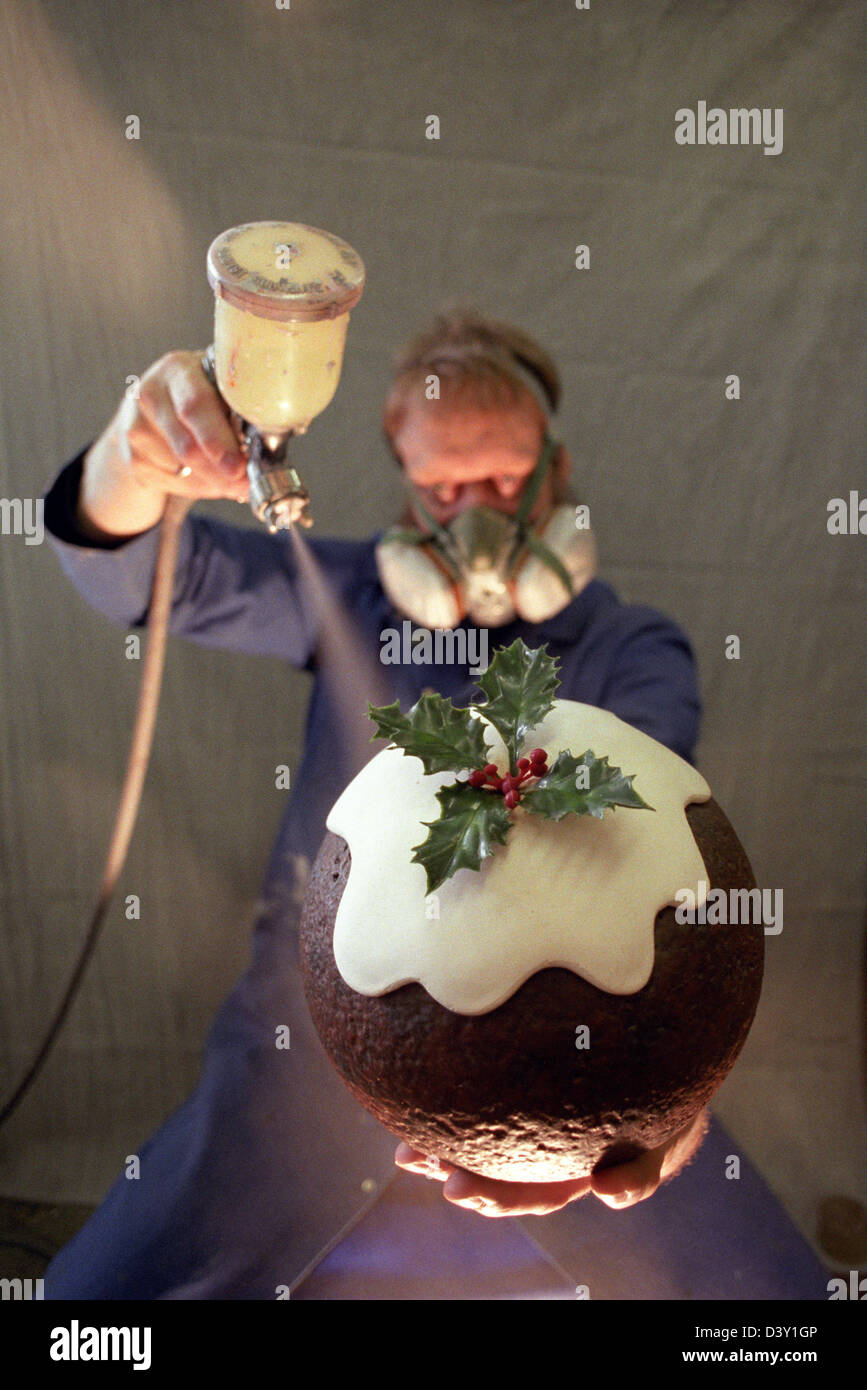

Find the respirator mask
[[375, 432, 596, 629]]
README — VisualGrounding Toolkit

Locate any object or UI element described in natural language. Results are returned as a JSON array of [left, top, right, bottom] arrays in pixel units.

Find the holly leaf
[[366, 642, 652, 893], [411, 782, 514, 894], [368, 691, 489, 774], [474, 639, 560, 768], [523, 749, 654, 822]]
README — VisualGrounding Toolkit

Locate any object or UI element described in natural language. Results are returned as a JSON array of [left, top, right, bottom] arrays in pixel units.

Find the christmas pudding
[[300, 640, 763, 1181]]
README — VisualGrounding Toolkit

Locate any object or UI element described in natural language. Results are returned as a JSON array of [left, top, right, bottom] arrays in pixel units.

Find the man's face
[[392, 399, 564, 529]]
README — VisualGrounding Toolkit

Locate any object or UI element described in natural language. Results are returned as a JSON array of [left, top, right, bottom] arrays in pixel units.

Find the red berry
[[484, 764, 499, 777], [504, 790, 519, 809], [501, 777, 513, 794], [535, 763, 548, 777], [530, 748, 547, 764], [468, 769, 486, 787], [517, 758, 531, 772]]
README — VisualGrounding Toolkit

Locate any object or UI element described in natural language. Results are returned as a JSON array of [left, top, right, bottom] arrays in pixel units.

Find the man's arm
[[45, 451, 325, 666], [43, 352, 326, 667]]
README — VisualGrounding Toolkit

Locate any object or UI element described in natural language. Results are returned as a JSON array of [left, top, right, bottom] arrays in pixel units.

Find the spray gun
[[203, 221, 365, 532], [0, 221, 365, 1125], [200, 342, 312, 530]]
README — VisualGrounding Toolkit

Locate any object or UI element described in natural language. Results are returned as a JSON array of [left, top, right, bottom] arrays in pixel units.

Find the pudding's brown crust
[[300, 798, 763, 1180]]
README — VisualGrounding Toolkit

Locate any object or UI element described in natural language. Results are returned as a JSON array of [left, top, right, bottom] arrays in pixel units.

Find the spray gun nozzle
[[248, 457, 313, 532], [238, 410, 314, 532]]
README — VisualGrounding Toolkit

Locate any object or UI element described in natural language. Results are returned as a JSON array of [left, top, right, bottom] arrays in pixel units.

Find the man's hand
[[77, 350, 248, 542], [394, 1109, 709, 1218]]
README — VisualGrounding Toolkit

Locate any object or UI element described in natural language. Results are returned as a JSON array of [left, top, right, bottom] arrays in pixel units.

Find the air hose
[[0, 493, 192, 1127]]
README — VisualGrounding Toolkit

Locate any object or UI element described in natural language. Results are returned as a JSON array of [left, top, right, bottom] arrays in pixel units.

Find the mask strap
[[512, 434, 576, 596], [513, 432, 558, 533], [397, 475, 454, 548], [521, 528, 575, 596]]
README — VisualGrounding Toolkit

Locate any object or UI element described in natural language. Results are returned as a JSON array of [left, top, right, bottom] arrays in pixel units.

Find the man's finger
[[591, 1181, 658, 1209], [442, 1169, 592, 1218], [394, 1142, 457, 1182], [162, 355, 242, 468], [590, 1147, 665, 1207]]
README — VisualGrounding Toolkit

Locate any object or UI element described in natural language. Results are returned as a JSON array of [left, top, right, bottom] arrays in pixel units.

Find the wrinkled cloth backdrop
[[0, 0, 864, 1274]]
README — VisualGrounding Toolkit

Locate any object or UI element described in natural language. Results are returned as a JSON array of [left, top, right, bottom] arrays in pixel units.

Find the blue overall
[[38, 451, 827, 1300]]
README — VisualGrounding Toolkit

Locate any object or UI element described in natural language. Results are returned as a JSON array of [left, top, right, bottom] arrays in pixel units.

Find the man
[[40, 310, 706, 1298]]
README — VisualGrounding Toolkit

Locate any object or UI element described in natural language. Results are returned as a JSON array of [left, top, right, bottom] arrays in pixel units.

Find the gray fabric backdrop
[[0, 0, 864, 1270]]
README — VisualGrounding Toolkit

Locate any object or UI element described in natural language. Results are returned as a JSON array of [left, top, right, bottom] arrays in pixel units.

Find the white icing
[[326, 700, 711, 1015]]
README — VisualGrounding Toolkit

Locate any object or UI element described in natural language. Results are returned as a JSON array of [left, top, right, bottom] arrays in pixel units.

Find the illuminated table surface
[[293, 1115, 830, 1301]]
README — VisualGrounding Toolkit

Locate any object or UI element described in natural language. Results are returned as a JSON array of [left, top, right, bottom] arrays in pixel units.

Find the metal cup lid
[[206, 221, 365, 322]]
